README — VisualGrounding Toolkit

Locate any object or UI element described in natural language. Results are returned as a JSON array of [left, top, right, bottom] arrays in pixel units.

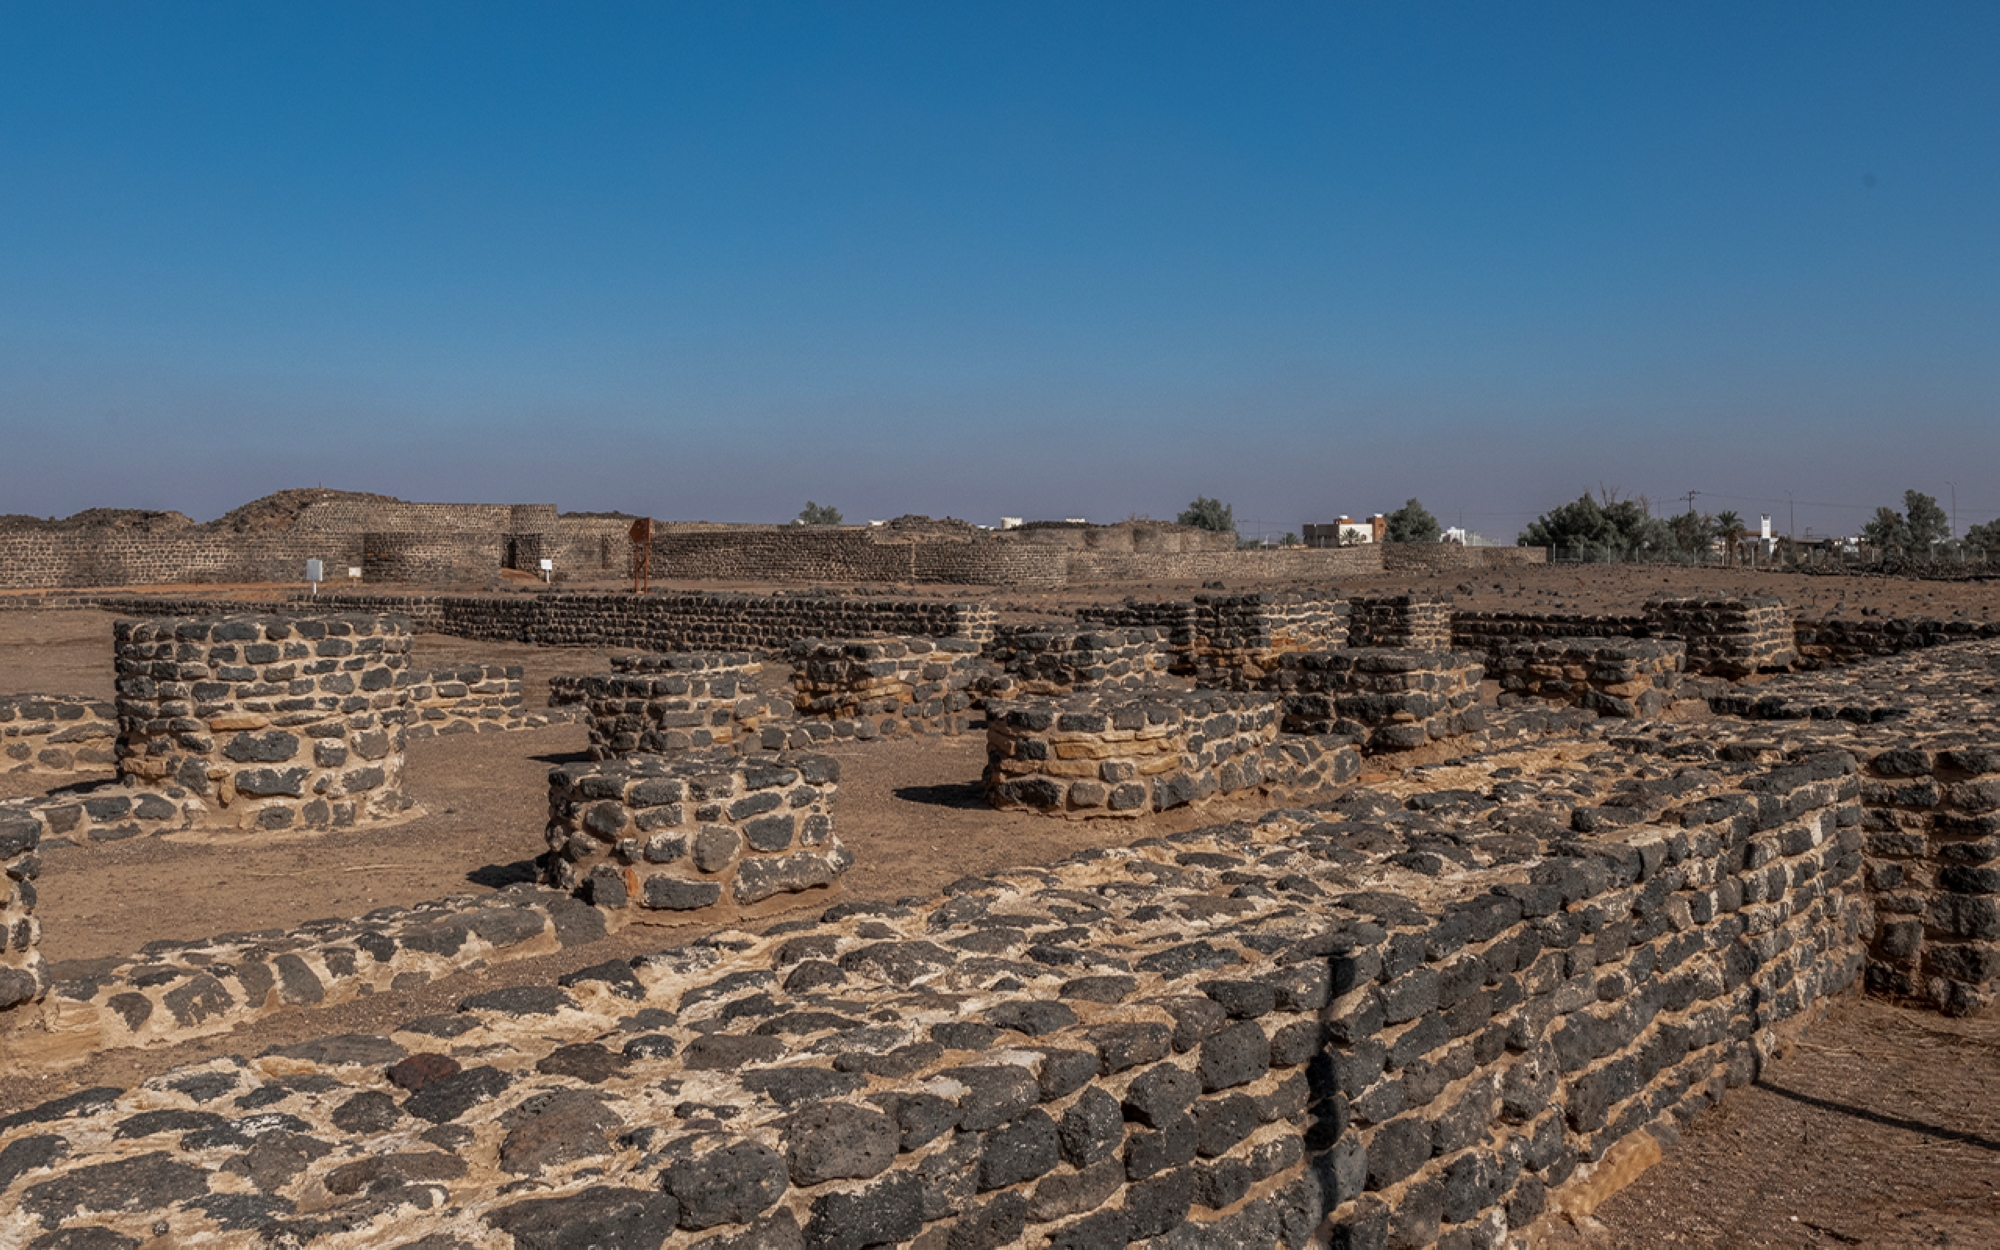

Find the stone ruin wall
[[1378, 542, 1550, 571], [402, 664, 581, 738], [1490, 638, 1686, 719], [544, 750, 852, 916], [113, 613, 415, 833], [0, 590, 1998, 1244], [1260, 648, 1487, 752], [1642, 596, 1797, 677], [0, 739, 1870, 1247], [1, 693, 117, 775], [788, 637, 984, 740], [304, 591, 999, 654], [1346, 593, 1455, 650], [984, 690, 1362, 818], [982, 625, 1173, 697]]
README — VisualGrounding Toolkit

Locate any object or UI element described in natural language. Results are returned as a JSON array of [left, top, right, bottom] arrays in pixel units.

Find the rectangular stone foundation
[[981, 625, 1171, 696], [0, 739, 1870, 1245], [789, 636, 982, 737], [1262, 648, 1485, 751], [557, 653, 778, 759], [1492, 637, 1685, 718], [984, 690, 1358, 816], [1645, 595, 1795, 677], [1347, 593, 1454, 649]]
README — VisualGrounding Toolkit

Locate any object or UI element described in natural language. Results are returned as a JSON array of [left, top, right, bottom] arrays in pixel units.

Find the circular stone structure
[[545, 749, 850, 914], [113, 613, 416, 832]]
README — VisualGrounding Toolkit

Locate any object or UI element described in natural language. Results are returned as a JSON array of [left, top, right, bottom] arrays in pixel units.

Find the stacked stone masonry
[[1261, 649, 1487, 752], [113, 613, 415, 832], [0, 692, 117, 774], [981, 625, 1173, 697], [790, 637, 983, 739], [24, 885, 607, 1054], [984, 690, 1360, 817], [545, 750, 853, 915], [1791, 614, 2000, 669], [1182, 594, 1352, 687], [1347, 594, 1455, 650], [0, 742, 1865, 1247], [1853, 742, 2000, 1015], [556, 654, 779, 761], [0, 804, 43, 1012], [1450, 611, 1651, 660], [400, 665, 581, 738], [308, 591, 999, 654], [0, 783, 195, 850], [1491, 638, 1687, 719], [1643, 596, 1796, 678]]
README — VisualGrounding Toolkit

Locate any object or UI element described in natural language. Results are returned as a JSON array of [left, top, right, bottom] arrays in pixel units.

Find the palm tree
[[1713, 510, 1743, 566]]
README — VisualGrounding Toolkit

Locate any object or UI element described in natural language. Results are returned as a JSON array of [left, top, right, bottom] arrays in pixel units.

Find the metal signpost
[[630, 517, 653, 593]]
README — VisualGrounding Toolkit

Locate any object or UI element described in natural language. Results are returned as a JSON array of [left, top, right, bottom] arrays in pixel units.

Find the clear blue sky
[[3, 2, 1996, 541]]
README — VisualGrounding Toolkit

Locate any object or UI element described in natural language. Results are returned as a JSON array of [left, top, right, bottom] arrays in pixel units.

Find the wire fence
[[1546, 547, 2000, 573]]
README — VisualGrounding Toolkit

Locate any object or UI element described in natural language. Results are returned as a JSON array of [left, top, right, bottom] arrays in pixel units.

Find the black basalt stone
[[403, 1066, 511, 1124], [803, 1172, 924, 1249], [21, 1152, 210, 1228], [1198, 1020, 1271, 1092], [663, 1139, 790, 1231], [485, 1186, 682, 1250], [1057, 1086, 1125, 1167], [1121, 1063, 1200, 1128], [980, 1109, 1061, 1190]]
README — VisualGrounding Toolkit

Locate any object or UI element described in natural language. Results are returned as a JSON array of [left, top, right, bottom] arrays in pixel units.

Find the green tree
[[1964, 517, 2000, 557], [1384, 498, 1442, 543], [1177, 496, 1235, 533], [1903, 490, 1950, 552], [797, 501, 843, 526], [1280, 531, 1298, 546], [1862, 506, 1908, 552], [1666, 510, 1716, 558], [1519, 491, 1669, 559]]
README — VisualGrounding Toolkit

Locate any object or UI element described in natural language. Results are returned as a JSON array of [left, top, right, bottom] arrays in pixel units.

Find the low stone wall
[[1491, 638, 1686, 718], [1450, 610, 1650, 658], [1262, 648, 1485, 752], [1185, 594, 1351, 687], [556, 654, 779, 760], [401, 665, 581, 738], [23, 885, 606, 1059], [984, 690, 1358, 816], [0, 741, 1866, 1246], [982, 625, 1172, 696], [1792, 615, 2000, 669], [310, 590, 1000, 652], [545, 750, 851, 915], [1064, 543, 1384, 583], [789, 636, 983, 738], [0, 782, 195, 849], [1854, 742, 2000, 1015], [1644, 596, 1795, 677], [1347, 593, 1454, 650], [0, 805, 43, 1014], [0, 692, 117, 774], [113, 613, 415, 832], [1380, 542, 1550, 571]]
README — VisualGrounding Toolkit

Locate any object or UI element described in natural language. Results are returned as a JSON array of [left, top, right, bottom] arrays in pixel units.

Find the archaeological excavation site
[[0, 495, 1996, 1248]]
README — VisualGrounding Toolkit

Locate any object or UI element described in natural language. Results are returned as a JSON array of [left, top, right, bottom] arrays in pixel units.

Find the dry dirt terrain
[[2, 567, 1998, 1246]]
